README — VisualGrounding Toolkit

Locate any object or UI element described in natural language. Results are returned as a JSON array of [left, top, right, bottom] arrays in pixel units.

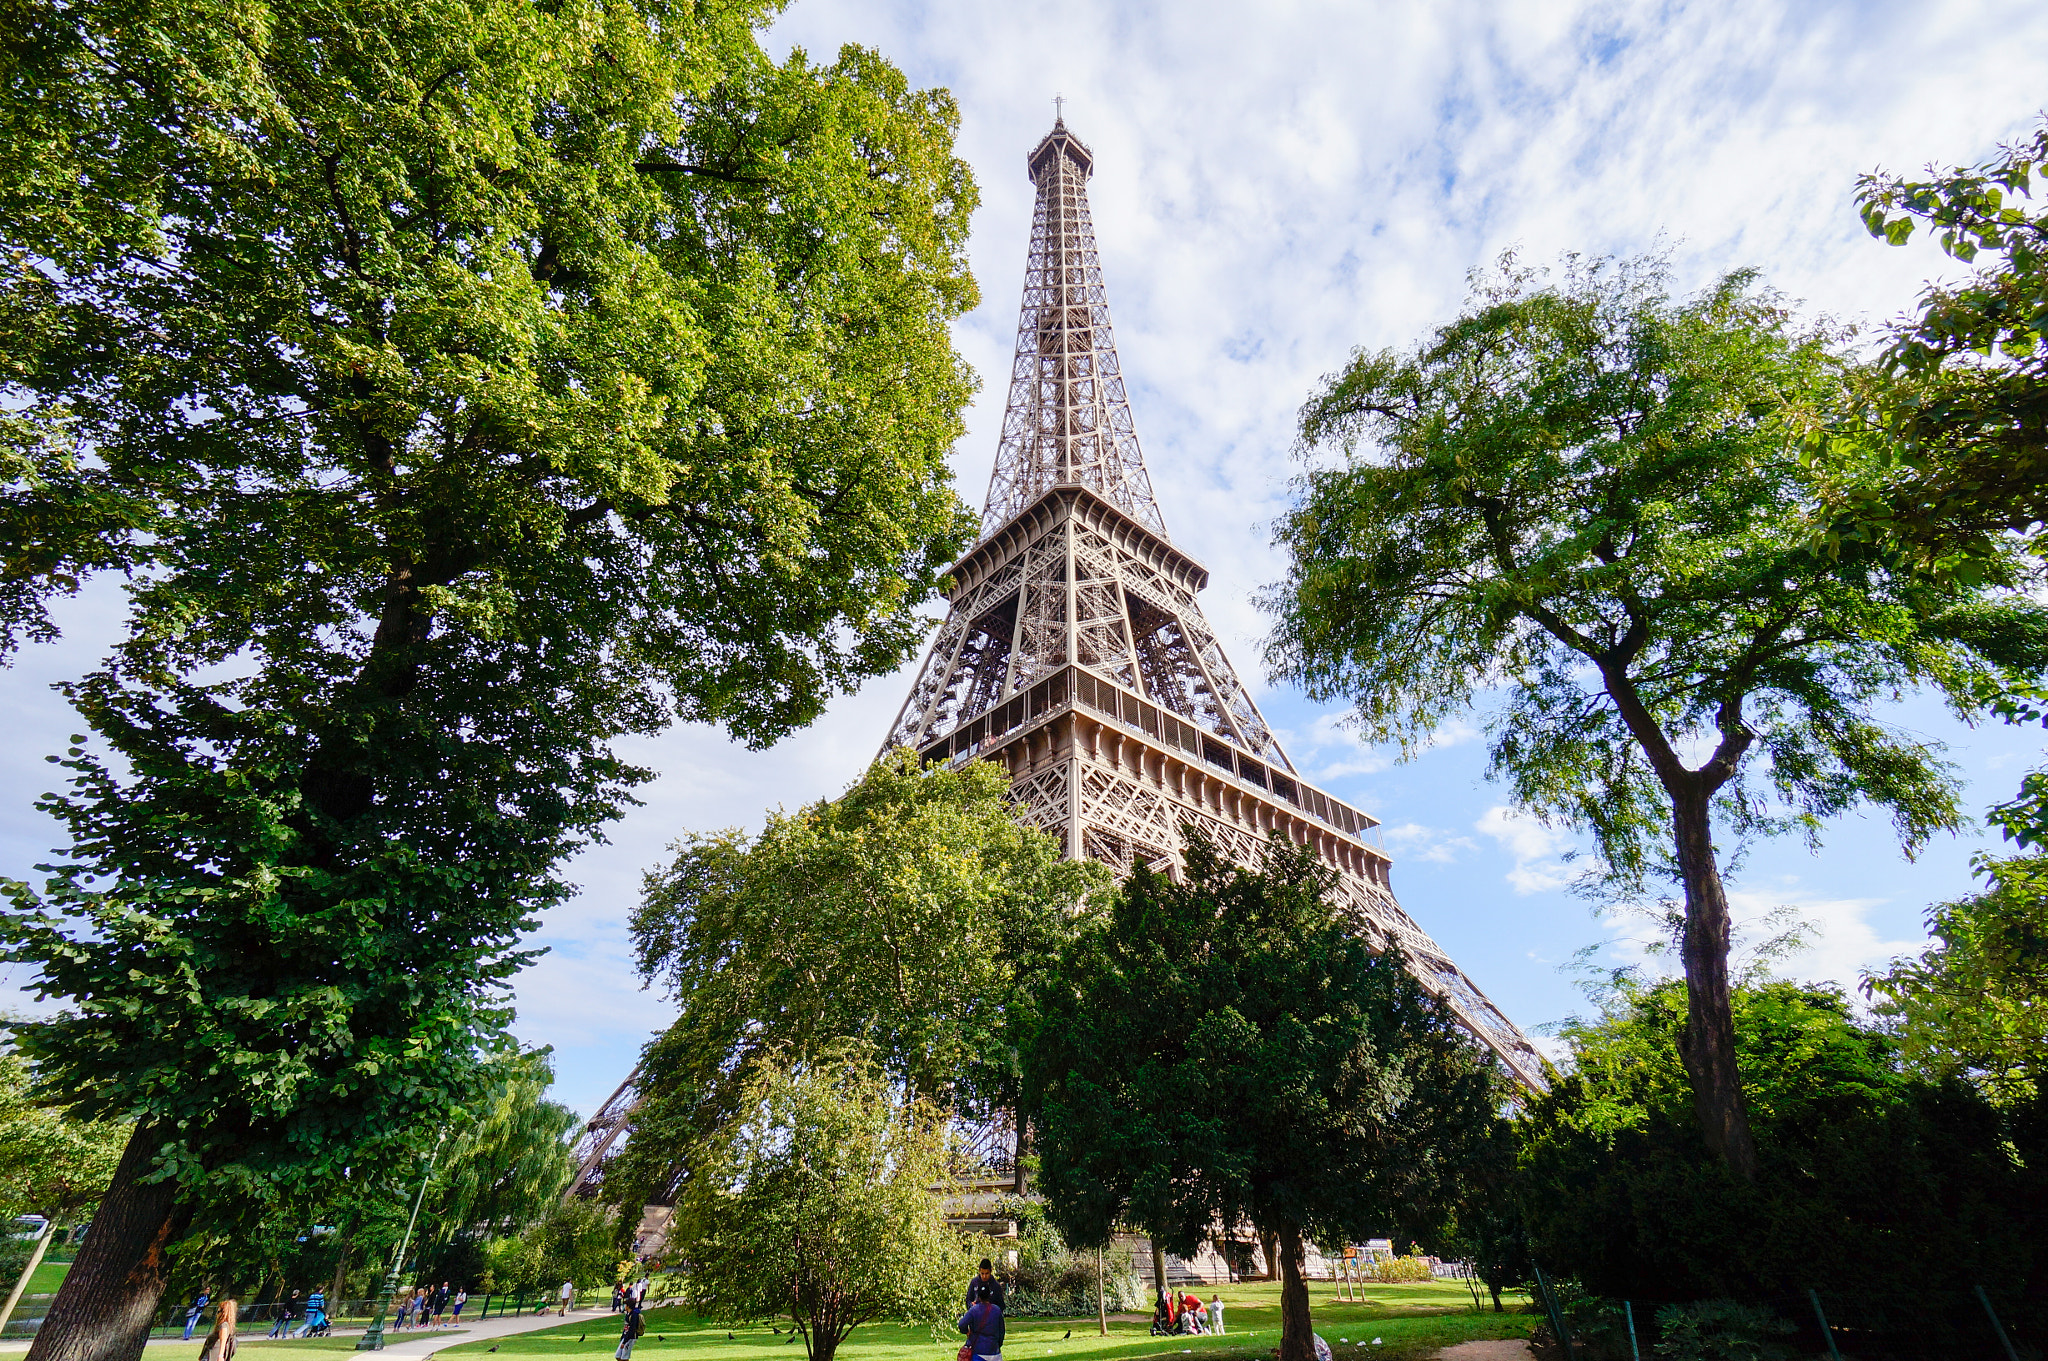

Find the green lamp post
[[356, 1134, 447, 1351]]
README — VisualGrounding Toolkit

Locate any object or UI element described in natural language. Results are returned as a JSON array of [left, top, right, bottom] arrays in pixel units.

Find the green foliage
[[478, 1200, 619, 1296], [1269, 251, 2043, 1174], [1649, 1300, 1795, 1361], [1272, 251, 2031, 902], [0, 0, 980, 1336], [1822, 118, 2048, 569], [430, 1050, 579, 1242], [988, 1197, 1146, 1317], [1517, 978, 2043, 1306], [1023, 826, 1506, 1361], [669, 1045, 970, 1361], [618, 750, 1105, 1206], [1865, 717, 2048, 1101], [0, 1042, 125, 1221]]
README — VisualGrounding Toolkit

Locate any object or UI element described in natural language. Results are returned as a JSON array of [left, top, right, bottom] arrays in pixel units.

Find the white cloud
[[1476, 805, 1576, 894], [1591, 880, 1924, 994], [1383, 821, 1479, 865]]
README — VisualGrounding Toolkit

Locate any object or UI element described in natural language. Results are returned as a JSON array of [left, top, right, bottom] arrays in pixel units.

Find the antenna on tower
[[1053, 92, 1066, 124]]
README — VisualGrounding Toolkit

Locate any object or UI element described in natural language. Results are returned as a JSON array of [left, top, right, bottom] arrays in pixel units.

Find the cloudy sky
[[2, 0, 2045, 1120]]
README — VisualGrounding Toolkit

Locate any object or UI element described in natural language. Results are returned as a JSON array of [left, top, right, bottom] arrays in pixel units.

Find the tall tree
[[0, 0, 981, 1354], [671, 1045, 968, 1361], [1265, 256, 2044, 1178], [617, 750, 1105, 1208], [1023, 830, 1505, 1361]]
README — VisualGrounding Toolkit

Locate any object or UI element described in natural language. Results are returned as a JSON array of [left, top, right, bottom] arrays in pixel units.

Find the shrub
[[1518, 980, 2044, 1314], [1367, 1254, 1433, 1284], [1651, 1300, 1795, 1360]]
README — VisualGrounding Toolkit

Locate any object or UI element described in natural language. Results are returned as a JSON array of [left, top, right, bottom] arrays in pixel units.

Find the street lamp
[[355, 1132, 449, 1351]]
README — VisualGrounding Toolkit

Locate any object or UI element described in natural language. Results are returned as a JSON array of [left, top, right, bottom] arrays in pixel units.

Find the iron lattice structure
[[563, 119, 1545, 1204], [884, 120, 1547, 1093]]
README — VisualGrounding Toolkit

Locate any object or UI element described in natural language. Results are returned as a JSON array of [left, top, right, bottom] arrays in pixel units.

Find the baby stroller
[[1150, 1296, 1173, 1337]]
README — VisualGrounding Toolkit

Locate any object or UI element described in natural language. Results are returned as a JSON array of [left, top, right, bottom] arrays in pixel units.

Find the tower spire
[[981, 121, 1164, 538]]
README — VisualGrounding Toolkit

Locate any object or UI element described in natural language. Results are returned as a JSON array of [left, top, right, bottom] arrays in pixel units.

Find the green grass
[[440, 1281, 1533, 1361], [22, 1259, 67, 1298]]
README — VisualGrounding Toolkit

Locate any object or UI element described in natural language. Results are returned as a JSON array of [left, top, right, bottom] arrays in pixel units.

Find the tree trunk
[[1095, 1247, 1107, 1336], [1151, 1243, 1168, 1301], [28, 1126, 188, 1361], [328, 1240, 350, 1315], [1671, 786, 1758, 1181], [1488, 1282, 1502, 1313], [1277, 1225, 1315, 1361], [0, 1220, 57, 1334], [1261, 1230, 1280, 1281]]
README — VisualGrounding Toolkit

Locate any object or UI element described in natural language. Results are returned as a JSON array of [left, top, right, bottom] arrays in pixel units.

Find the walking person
[[266, 1291, 300, 1339], [434, 1281, 451, 1326], [957, 1290, 1004, 1361], [293, 1289, 327, 1338], [1207, 1294, 1224, 1335], [451, 1289, 468, 1324], [610, 1283, 623, 1313], [559, 1278, 576, 1316], [197, 1296, 238, 1361], [615, 1298, 646, 1361], [182, 1288, 211, 1342], [394, 1290, 415, 1331]]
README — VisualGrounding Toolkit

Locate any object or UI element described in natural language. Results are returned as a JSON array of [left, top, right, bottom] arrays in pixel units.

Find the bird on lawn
[[487, 1348, 499, 1354], [577, 1336, 586, 1344], [1063, 1332, 1071, 1340], [785, 1335, 798, 1344], [728, 1334, 736, 1341]]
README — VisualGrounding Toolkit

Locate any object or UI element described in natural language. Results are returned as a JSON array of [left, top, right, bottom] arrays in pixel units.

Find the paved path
[[356, 1305, 612, 1357]]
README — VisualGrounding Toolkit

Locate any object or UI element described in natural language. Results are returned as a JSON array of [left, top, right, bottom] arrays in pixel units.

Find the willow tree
[[1266, 257, 2044, 1179], [0, 0, 980, 1355]]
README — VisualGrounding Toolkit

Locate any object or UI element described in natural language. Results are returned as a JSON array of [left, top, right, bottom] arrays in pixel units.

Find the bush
[[1518, 981, 2044, 1316], [1651, 1300, 1795, 1360], [994, 1198, 1147, 1316], [1367, 1255, 1433, 1284]]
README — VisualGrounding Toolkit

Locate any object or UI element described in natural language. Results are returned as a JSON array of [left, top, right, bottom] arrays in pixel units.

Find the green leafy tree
[[616, 750, 1105, 1207], [671, 1045, 969, 1361], [1023, 830, 1506, 1361], [1865, 766, 2048, 1101], [1823, 118, 2048, 569], [0, 0, 980, 1352], [478, 1199, 617, 1296], [1265, 255, 2045, 1179], [0, 1048, 125, 1226], [1518, 977, 2042, 1312]]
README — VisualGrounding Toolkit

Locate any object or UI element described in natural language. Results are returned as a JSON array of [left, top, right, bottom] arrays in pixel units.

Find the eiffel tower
[[881, 118, 1547, 1093], [564, 118, 1543, 1204]]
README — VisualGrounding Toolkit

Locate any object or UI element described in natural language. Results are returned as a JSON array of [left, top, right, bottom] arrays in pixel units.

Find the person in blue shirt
[[958, 1294, 1004, 1361], [294, 1290, 327, 1338], [182, 1289, 211, 1341]]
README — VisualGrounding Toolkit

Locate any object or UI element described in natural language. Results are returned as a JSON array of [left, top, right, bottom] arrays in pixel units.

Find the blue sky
[[2, 0, 2045, 1119]]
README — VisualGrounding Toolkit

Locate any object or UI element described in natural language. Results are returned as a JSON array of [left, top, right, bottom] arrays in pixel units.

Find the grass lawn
[[22, 1259, 67, 1297], [439, 1281, 1533, 1361]]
